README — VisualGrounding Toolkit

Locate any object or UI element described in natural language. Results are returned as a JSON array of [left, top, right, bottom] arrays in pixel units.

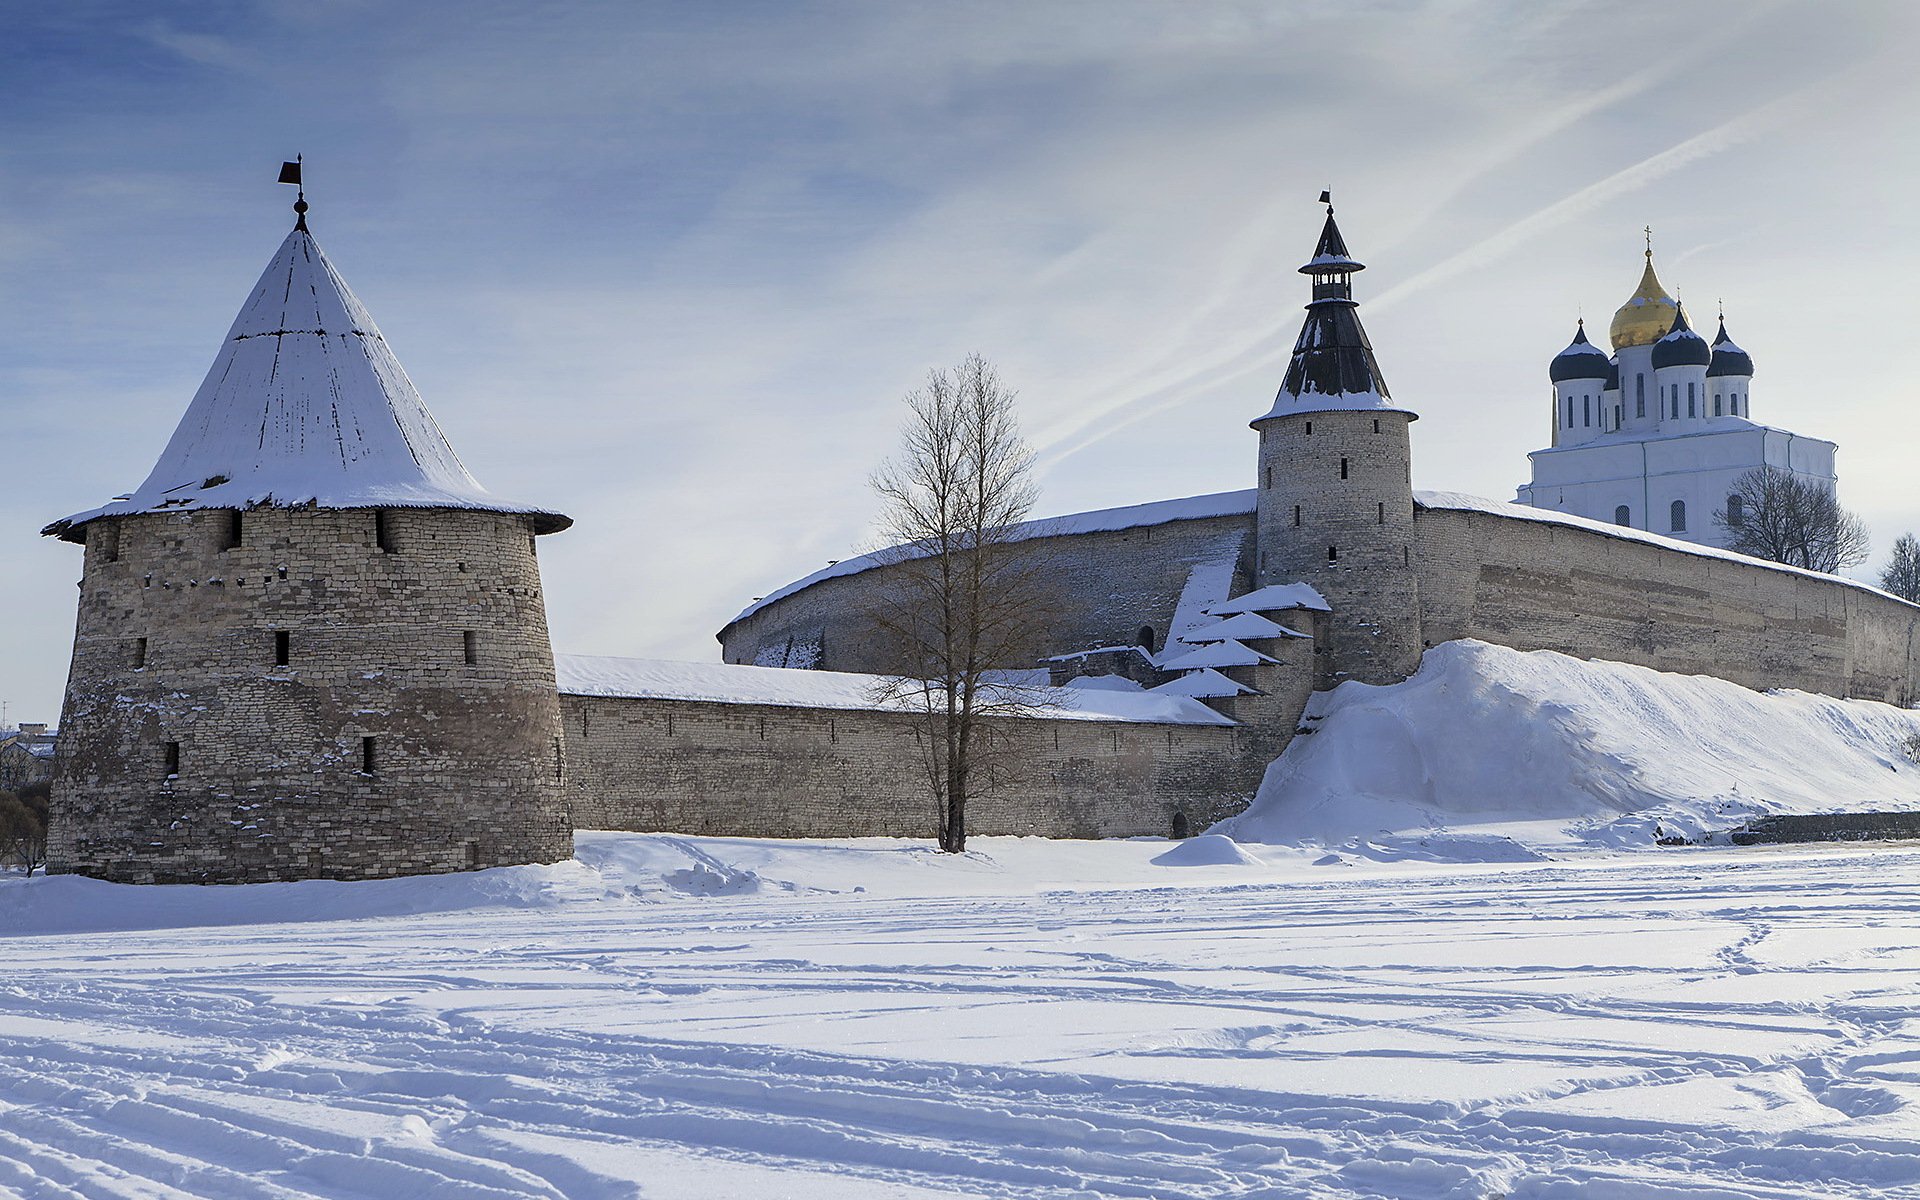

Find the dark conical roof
[[1299, 209, 1364, 274], [1707, 317, 1755, 378], [1256, 203, 1408, 421], [1550, 321, 1612, 383], [1651, 303, 1711, 369]]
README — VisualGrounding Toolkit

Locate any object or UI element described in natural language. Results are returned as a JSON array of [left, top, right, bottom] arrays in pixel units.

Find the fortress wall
[[1414, 506, 1920, 702], [561, 693, 1252, 840], [51, 507, 573, 884], [719, 512, 1257, 673]]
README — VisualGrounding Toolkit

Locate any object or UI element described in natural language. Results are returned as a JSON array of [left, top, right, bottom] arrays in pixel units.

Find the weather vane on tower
[[278, 155, 307, 231]]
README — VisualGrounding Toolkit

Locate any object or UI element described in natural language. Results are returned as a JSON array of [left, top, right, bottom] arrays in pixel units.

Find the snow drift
[[1219, 639, 1920, 853]]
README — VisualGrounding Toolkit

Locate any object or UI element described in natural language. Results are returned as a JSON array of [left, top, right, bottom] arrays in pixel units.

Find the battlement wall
[[718, 509, 1255, 674], [561, 692, 1255, 840], [1414, 504, 1920, 703]]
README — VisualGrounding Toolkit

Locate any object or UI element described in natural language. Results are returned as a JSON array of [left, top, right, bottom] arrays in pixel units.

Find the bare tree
[[0, 782, 48, 875], [1714, 467, 1868, 574], [869, 354, 1055, 853], [1882, 534, 1920, 603]]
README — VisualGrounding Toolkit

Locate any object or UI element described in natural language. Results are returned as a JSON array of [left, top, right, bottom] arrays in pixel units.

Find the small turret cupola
[[1608, 236, 1680, 352], [1708, 316, 1755, 378], [1550, 321, 1612, 383], [1650, 304, 1711, 369], [1257, 196, 1411, 422]]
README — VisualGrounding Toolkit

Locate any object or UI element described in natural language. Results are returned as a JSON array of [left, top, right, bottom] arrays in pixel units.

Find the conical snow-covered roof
[[46, 222, 569, 542]]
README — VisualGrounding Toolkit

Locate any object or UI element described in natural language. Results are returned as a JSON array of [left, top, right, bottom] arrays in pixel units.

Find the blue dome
[[1707, 317, 1755, 378], [1651, 305, 1711, 369], [1549, 322, 1612, 383]]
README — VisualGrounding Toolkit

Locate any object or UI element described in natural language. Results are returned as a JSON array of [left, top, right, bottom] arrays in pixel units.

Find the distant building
[[0, 724, 56, 791], [1515, 245, 1838, 548]]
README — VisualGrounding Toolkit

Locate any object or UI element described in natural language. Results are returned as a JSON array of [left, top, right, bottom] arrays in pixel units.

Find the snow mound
[[1217, 639, 1920, 855], [1151, 834, 1265, 867]]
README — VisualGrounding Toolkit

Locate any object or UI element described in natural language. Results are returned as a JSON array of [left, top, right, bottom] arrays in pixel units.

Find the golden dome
[[1608, 253, 1679, 352]]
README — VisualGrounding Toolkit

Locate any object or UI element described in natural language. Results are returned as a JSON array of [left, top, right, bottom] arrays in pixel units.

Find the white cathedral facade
[[1515, 247, 1837, 550]]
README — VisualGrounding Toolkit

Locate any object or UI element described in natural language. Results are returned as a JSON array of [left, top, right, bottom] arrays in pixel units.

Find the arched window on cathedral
[[1614, 505, 1630, 526], [1687, 381, 1696, 417], [1583, 396, 1591, 427], [1636, 374, 1646, 417], [1670, 500, 1687, 533], [1566, 396, 1574, 428], [1727, 494, 1745, 527]]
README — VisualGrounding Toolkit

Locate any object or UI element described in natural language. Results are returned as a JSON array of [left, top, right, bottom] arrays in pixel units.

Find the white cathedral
[[1515, 243, 1837, 549]]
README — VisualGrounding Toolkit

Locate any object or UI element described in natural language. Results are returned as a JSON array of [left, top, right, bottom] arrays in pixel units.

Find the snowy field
[[8, 832, 1920, 1199]]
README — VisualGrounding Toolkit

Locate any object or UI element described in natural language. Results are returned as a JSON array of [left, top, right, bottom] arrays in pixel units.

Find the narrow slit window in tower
[[134, 637, 147, 669], [374, 510, 395, 553], [361, 736, 377, 775], [1327, 545, 1338, 562], [1339, 457, 1348, 480], [223, 510, 243, 550], [1377, 501, 1385, 525], [275, 630, 290, 666], [1263, 466, 1271, 488], [1614, 505, 1630, 526], [164, 741, 180, 778], [1372, 419, 1380, 433], [463, 630, 478, 666], [1293, 504, 1301, 526], [1670, 500, 1687, 532], [554, 737, 564, 780], [1304, 422, 1312, 435]]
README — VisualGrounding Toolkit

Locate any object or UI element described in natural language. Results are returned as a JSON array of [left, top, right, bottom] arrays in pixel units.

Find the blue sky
[[4, 0, 1918, 721]]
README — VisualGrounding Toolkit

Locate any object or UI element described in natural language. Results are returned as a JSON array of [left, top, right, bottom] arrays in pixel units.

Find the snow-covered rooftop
[[45, 225, 568, 542], [1155, 641, 1278, 672], [1149, 668, 1254, 699], [1178, 612, 1306, 644], [1205, 583, 1330, 616], [555, 654, 1233, 726]]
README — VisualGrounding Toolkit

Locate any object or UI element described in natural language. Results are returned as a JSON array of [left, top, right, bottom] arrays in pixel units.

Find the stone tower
[[1252, 200, 1422, 686], [41, 193, 575, 884]]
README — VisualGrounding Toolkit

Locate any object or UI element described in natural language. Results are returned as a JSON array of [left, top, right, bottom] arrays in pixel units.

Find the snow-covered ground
[[8, 832, 1920, 1198], [1225, 640, 1920, 857], [11, 643, 1920, 1197]]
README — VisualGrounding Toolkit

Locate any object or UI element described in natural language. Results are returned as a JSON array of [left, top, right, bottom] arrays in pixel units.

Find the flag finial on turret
[[278, 156, 307, 231]]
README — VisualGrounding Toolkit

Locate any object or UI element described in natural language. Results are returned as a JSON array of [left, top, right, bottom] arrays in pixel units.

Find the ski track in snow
[[8, 844, 1920, 1197]]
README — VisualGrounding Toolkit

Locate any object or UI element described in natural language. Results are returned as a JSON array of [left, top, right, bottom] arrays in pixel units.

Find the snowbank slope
[[1219, 639, 1920, 853]]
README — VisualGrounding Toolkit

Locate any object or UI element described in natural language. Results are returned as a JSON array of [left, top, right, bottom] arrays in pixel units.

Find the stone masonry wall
[[1256, 410, 1422, 686], [719, 513, 1256, 675], [1413, 506, 1920, 703], [50, 507, 574, 883], [561, 693, 1256, 840]]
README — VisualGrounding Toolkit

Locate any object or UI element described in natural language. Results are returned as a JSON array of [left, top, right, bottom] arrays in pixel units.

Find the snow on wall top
[[724, 489, 1258, 628], [728, 476, 1914, 636], [554, 654, 1234, 726], [1416, 490, 1919, 608], [45, 227, 569, 542]]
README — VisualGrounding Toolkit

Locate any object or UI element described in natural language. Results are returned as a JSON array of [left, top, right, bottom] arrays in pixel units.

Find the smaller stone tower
[[42, 186, 575, 884], [1253, 199, 1422, 686]]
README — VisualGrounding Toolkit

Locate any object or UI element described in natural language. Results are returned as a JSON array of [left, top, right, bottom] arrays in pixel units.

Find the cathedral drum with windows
[[42, 204, 575, 884], [1515, 243, 1838, 546]]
